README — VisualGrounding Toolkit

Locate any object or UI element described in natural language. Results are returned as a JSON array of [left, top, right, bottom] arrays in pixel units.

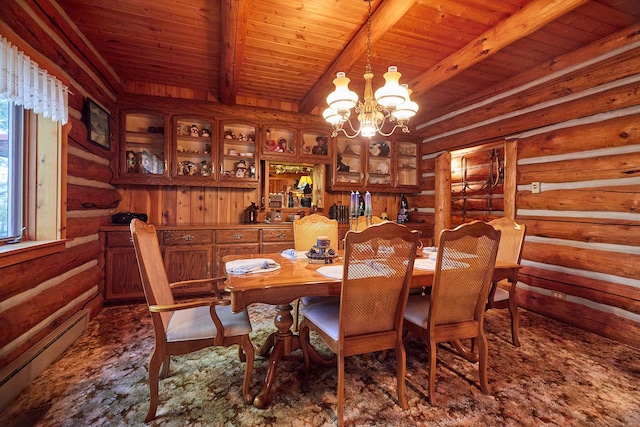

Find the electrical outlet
[[551, 291, 565, 299], [531, 182, 541, 193]]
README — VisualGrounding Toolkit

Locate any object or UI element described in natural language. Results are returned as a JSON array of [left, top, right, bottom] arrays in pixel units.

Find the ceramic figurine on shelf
[[140, 151, 151, 173], [235, 160, 247, 178], [312, 135, 328, 155], [249, 163, 256, 178], [201, 128, 210, 137], [201, 161, 211, 176], [126, 150, 136, 173], [190, 124, 200, 137]]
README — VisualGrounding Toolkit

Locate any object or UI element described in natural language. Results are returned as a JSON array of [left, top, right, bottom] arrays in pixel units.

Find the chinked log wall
[[417, 24, 640, 347], [0, 0, 120, 370]]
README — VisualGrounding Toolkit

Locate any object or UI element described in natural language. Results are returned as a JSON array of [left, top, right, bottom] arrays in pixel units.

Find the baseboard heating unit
[[0, 309, 89, 409]]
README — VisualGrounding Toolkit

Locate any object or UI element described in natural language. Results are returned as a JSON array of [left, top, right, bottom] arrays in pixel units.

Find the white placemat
[[225, 258, 280, 275], [317, 265, 343, 279], [414, 258, 471, 271], [317, 261, 397, 279]]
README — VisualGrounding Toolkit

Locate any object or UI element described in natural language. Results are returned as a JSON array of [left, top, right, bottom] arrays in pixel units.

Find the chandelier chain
[[366, 0, 372, 72]]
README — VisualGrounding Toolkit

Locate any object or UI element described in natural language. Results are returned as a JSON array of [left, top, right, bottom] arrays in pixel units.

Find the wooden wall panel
[[418, 26, 640, 347]]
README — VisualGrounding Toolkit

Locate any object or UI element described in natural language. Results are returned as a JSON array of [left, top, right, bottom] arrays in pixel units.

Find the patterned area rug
[[2, 303, 639, 426]]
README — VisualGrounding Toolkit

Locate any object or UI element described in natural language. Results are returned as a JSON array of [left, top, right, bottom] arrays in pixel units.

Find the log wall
[[417, 23, 640, 347], [0, 0, 119, 369]]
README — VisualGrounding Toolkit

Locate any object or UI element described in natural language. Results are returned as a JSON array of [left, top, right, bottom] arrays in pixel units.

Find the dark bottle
[[397, 193, 409, 224], [288, 191, 294, 208]]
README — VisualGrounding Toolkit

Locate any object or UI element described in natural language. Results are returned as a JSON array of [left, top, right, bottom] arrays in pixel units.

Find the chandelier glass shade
[[323, 1, 418, 139]]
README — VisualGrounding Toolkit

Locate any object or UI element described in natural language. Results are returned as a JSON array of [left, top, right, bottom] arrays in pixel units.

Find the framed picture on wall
[[84, 98, 110, 149]]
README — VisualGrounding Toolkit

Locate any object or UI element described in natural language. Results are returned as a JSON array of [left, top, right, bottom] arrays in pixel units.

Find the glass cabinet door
[[396, 140, 419, 189], [173, 116, 215, 180], [366, 139, 392, 187], [299, 130, 331, 164], [121, 111, 168, 179], [219, 121, 258, 186], [260, 126, 296, 159], [333, 136, 365, 188]]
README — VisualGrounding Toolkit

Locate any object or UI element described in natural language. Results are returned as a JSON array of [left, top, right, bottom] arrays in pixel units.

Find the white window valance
[[0, 36, 69, 124]]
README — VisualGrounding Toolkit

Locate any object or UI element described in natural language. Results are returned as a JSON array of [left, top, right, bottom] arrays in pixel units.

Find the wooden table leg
[[253, 303, 302, 408]]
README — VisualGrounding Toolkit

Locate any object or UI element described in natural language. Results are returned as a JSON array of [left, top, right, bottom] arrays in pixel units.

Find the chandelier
[[323, 0, 418, 139]]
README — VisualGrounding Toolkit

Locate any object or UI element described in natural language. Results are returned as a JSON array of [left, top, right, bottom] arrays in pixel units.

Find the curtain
[[0, 36, 69, 124]]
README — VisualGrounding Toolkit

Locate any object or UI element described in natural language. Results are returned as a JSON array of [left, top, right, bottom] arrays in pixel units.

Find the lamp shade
[[323, 107, 344, 126], [298, 175, 313, 188], [392, 86, 419, 122], [326, 72, 358, 112], [374, 66, 407, 110]]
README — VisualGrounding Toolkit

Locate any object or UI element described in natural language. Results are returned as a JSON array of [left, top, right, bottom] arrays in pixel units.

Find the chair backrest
[[340, 222, 420, 338], [488, 217, 526, 264], [293, 214, 339, 251], [430, 220, 501, 327], [130, 219, 174, 331]]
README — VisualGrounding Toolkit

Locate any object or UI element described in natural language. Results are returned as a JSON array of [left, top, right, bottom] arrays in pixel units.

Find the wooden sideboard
[[101, 223, 294, 302], [102, 221, 432, 303]]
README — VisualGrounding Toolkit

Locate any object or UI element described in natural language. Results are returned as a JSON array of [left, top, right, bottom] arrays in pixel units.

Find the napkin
[[280, 249, 308, 260], [226, 258, 280, 275]]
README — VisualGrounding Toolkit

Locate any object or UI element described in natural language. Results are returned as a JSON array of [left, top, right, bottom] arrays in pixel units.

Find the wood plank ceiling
[[54, 0, 640, 130]]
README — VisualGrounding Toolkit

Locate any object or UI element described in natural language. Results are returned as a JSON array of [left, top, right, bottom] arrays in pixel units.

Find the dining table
[[223, 251, 521, 409]]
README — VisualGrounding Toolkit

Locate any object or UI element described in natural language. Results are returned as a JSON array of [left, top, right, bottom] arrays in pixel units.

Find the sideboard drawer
[[163, 230, 213, 246], [262, 228, 294, 242], [216, 229, 260, 244], [107, 231, 134, 247]]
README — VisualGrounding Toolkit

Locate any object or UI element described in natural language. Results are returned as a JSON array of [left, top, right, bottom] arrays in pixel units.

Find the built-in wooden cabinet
[[299, 129, 332, 163], [219, 121, 259, 187], [163, 230, 214, 294], [104, 231, 143, 301], [102, 225, 296, 302], [260, 126, 297, 159], [330, 135, 420, 192], [173, 116, 216, 182], [214, 229, 261, 276], [119, 110, 169, 184], [261, 228, 295, 253], [115, 110, 334, 188]]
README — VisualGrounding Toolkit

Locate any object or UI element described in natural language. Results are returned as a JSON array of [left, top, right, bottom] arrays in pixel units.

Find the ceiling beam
[[219, 0, 250, 106], [409, 0, 590, 98], [298, 0, 417, 115]]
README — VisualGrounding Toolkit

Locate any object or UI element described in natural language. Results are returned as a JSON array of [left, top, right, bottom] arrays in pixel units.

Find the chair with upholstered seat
[[292, 214, 340, 331], [299, 222, 420, 426], [403, 220, 500, 405], [130, 219, 255, 422], [487, 217, 526, 346]]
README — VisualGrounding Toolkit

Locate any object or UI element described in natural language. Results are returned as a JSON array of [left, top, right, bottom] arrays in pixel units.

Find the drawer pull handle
[[233, 233, 243, 240], [182, 234, 195, 241], [277, 233, 286, 239]]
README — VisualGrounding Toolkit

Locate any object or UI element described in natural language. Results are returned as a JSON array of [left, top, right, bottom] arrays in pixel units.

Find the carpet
[[2, 303, 639, 426]]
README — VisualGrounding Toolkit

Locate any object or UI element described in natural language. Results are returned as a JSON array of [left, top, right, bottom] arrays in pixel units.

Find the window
[[0, 98, 62, 248], [0, 99, 24, 241]]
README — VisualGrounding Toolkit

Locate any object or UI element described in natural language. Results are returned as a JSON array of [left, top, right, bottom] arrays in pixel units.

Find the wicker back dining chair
[[403, 220, 501, 405], [487, 217, 526, 346], [299, 222, 420, 426], [130, 219, 255, 422], [292, 214, 340, 331]]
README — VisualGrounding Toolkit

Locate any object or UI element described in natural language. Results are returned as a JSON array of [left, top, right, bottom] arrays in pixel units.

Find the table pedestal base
[[253, 303, 327, 408]]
